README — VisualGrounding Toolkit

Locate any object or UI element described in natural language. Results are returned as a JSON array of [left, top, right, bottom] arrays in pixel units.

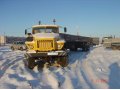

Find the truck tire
[[24, 57, 36, 69], [37, 61, 45, 71]]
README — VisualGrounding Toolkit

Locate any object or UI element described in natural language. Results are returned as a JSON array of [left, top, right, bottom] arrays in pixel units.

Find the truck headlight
[[28, 44, 34, 49], [58, 45, 61, 48]]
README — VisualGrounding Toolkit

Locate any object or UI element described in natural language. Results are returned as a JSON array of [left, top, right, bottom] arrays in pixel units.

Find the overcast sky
[[0, 0, 120, 37]]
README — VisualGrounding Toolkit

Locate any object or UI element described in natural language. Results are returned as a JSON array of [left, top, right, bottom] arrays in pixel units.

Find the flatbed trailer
[[60, 33, 92, 51]]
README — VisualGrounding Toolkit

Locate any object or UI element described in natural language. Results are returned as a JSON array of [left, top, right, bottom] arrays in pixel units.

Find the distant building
[[6, 36, 26, 44], [0, 36, 6, 46]]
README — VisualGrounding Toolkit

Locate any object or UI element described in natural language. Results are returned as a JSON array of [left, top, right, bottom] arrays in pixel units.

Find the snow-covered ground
[[0, 45, 120, 89]]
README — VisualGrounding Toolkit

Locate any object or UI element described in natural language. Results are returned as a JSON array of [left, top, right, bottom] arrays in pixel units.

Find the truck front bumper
[[25, 50, 68, 58]]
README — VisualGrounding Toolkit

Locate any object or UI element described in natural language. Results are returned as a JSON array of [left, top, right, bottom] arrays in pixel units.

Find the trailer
[[60, 33, 92, 51]]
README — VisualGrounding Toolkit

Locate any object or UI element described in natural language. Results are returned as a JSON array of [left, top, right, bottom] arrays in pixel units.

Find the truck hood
[[33, 33, 60, 38]]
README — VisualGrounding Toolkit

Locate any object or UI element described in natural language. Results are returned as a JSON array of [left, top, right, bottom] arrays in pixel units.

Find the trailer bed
[[59, 33, 92, 51]]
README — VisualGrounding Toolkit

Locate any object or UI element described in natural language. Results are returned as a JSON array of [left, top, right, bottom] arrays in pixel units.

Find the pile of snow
[[0, 45, 120, 89]]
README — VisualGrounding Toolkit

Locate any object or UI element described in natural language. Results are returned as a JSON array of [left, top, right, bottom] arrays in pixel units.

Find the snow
[[0, 45, 120, 89]]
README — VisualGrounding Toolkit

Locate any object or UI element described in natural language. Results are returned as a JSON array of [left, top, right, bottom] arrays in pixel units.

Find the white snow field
[[0, 45, 120, 89]]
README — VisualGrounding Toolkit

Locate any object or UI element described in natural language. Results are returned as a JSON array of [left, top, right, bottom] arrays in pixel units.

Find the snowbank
[[0, 45, 120, 89]]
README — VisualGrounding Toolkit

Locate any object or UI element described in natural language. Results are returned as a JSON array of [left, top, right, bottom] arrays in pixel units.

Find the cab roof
[[32, 25, 59, 28]]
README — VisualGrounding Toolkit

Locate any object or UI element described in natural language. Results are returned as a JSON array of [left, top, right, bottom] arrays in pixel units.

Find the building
[[0, 36, 6, 46]]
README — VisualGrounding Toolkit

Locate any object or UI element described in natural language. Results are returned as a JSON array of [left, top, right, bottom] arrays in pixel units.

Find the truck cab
[[24, 24, 68, 69], [25, 25, 65, 52]]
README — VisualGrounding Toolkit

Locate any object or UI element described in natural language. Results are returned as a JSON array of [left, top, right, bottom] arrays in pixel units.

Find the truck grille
[[37, 40, 54, 51]]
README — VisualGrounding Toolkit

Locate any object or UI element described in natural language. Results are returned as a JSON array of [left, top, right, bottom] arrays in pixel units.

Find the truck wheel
[[24, 57, 36, 69], [85, 47, 89, 51], [37, 61, 45, 71]]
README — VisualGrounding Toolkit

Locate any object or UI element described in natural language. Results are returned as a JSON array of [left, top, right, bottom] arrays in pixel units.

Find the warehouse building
[[0, 36, 6, 46]]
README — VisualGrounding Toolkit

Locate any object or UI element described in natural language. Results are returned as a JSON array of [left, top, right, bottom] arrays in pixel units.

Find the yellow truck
[[24, 24, 91, 70]]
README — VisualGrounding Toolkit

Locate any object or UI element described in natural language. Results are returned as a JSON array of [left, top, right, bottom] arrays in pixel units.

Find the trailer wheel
[[70, 45, 77, 51], [82, 47, 89, 52], [82, 48, 86, 51]]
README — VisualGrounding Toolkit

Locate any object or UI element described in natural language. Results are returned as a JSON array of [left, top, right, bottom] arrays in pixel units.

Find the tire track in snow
[[68, 47, 108, 89], [0, 51, 25, 80], [75, 64, 90, 89], [0, 50, 33, 89], [67, 51, 92, 88], [0, 46, 31, 88], [1, 51, 25, 61], [0, 57, 24, 79], [81, 48, 108, 89], [87, 48, 109, 76], [78, 51, 94, 89], [0, 46, 111, 89]]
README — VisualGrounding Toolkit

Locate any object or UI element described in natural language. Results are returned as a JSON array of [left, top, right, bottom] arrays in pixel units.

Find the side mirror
[[27, 33, 32, 35], [64, 27, 67, 33], [32, 30, 35, 34], [25, 29, 27, 35]]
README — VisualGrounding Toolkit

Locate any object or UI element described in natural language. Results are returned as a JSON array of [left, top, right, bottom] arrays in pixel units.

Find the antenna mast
[[53, 19, 56, 25], [38, 21, 41, 25]]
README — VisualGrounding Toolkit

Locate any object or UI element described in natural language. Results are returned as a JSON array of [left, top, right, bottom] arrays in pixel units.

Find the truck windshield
[[33, 28, 58, 34]]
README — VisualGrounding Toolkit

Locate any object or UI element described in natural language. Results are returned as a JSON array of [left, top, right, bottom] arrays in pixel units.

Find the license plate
[[47, 52, 58, 55]]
